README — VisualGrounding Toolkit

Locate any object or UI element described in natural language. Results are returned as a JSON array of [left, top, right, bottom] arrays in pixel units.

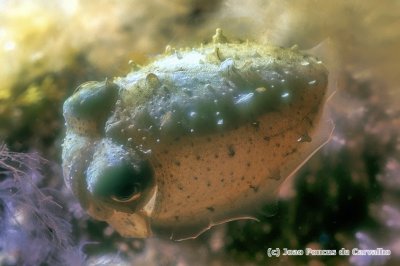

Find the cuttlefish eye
[[93, 161, 151, 203], [86, 140, 154, 210]]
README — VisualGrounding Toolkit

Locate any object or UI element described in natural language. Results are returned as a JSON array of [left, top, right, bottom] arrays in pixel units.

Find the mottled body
[[62, 30, 330, 240]]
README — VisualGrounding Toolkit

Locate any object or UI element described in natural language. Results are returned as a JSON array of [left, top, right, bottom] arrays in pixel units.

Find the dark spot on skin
[[207, 167, 211, 172], [214, 154, 219, 159], [283, 148, 298, 157], [178, 184, 183, 190], [251, 121, 260, 130], [305, 115, 314, 127], [193, 176, 198, 180], [269, 170, 281, 181], [196, 155, 201, 160], [298, 132, 312, 142], [276, 143, 281, 148], [174, 160, 181, 166], [169, 174, 173, 178], [241, 176, 245, 181], [249, 185, 259, 193], [247, 162, 251, 167], [220, 178, 225, 183], [227, 145, 235, 157], [186, 195, 191, 199], [207, 182, 211, 187], [264, 136, 270, 141], [206, 207, 215, 212]]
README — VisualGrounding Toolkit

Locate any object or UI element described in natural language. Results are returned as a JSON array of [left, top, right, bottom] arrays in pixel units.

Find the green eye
[[97, 164, 142, 202], [86, 140, 154, 206], [91, 161, 153, 203]]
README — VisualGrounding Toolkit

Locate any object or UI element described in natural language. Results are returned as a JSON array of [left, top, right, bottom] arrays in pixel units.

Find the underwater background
[[1, 0, 400, 265]]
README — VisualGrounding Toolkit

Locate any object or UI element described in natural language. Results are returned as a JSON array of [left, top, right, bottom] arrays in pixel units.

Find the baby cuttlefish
[[62, 29, 332, 240]]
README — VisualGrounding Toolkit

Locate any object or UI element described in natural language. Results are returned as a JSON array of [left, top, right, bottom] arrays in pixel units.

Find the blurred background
[[1, 0, 399, 265]]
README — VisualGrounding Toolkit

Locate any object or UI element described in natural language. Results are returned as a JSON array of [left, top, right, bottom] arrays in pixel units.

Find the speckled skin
[[62, 30, 330, 240]]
